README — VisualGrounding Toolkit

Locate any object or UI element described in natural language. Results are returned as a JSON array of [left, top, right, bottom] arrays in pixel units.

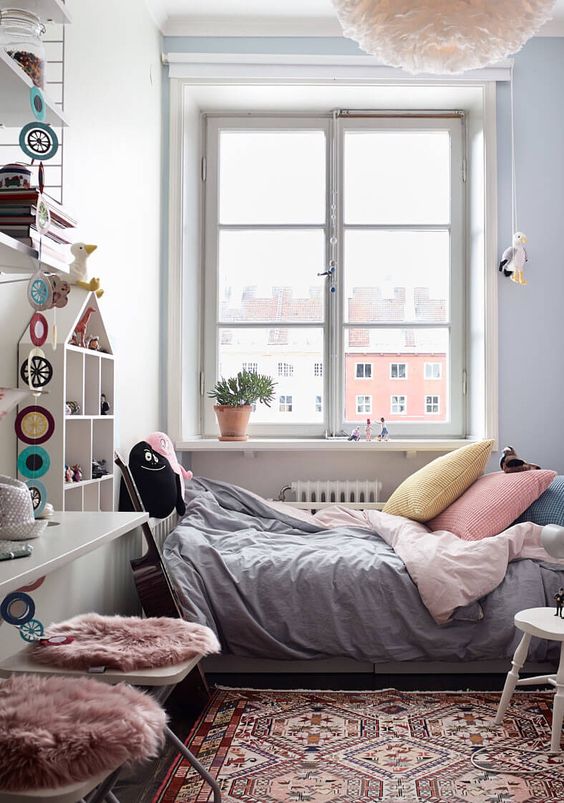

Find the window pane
[[344, 230, 449, 324], [219, 230, 325, 323], [344, 130, 450, 224], [219, 130, 326, 224], [344, 328, 448, 423], [218, 327, 324, 425]]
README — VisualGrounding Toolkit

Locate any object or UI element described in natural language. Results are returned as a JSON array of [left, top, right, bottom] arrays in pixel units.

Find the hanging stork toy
[[499, 232, 528, 286]]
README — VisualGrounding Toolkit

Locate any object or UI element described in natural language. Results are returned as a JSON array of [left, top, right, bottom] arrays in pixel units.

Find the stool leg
[[105, 794, 121, 803], [495, 632, 531, 724], [550, 642, 564, 754], [164, 724, 222, 803]]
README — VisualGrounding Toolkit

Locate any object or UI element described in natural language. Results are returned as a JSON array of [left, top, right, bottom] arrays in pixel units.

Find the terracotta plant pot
[[214, 405, 252, 442]]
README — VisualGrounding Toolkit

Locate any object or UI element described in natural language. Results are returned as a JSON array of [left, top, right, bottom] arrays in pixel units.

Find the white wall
[[0, 0, 163, 640]]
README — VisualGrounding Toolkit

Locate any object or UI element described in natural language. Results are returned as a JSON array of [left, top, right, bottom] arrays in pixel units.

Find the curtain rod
[[336, 110, 464, 119]]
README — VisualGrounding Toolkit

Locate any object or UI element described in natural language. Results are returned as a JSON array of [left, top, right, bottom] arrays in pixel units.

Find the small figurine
[[50, 275, 71, 308], [378, 417, 390, 442], [365, 417, 372, 442], [498, 231, 528, 285], [499, 446, 540, 473], [71, 464, 83, 483], [92, 458, 109, 479], [348, 426, 361, 442], [554, 588, 564, 618], [65, 400, 81, 415], [87, 335, 100, 350], [69, 243, 104, 297], [70, 306, 96, 348], [100, 393, 110, 415], [64, 464, 73, 483]]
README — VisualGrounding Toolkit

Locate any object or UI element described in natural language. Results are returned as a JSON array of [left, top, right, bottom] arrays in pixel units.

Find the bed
[[161, 476, 564, 673]]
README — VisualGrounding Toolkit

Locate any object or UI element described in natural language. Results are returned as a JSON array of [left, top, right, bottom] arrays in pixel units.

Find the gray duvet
[[163, 477, 563, 664]]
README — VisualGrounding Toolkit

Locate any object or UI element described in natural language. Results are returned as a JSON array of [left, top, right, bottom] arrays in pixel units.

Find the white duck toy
[[69, 242, 103, 297], [498, 232, 528, 286]]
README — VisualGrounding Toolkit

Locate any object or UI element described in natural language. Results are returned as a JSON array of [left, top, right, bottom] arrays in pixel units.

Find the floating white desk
[[0, 511, 148, 597]]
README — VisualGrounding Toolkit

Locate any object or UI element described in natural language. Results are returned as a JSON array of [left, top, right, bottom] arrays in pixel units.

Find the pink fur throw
[[0, 674, 166, 792], [28, 613, 220, 672]]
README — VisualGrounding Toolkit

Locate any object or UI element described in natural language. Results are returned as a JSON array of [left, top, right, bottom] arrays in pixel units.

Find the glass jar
[[0, 8, 46, 88]]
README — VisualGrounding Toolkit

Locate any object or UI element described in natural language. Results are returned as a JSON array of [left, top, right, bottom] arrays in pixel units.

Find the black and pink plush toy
[[119, 441, 186, 519]]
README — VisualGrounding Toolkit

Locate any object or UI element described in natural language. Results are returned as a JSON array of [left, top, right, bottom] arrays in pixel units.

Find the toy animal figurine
[[498, 231, 528, 285], [69, 243, 104, 298], [91, 459, 109, 479], [118, 441, 186, 519], [554, 588, 564, 618], [100, 393, 110, 415], [87, 335, 100, 350], [50, 275, 71, 308], [378, 417, 390, 442], [348, 427, 361, 442], [71, 464, 82, 483], [145, 431, 193, 498], [365, 418, 372, 442], [64, 464, 72, 483], [499, 446, 540, 473], [70, 306, 96, 348]]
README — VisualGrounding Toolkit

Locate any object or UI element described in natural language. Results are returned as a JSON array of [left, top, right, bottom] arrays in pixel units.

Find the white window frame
[[390, 362, 407, 380], [425, 394, 441, 414], [279, 394, 293, 412], [166, 74, 500, 448], [356, 394, 372, 414], [424, 361, 442, 380], [355, 362, 373, 380], [391, 394, 407, 415]]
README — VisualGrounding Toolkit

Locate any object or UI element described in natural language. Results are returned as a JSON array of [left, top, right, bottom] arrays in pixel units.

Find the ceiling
[[147, 0, 564, 36]]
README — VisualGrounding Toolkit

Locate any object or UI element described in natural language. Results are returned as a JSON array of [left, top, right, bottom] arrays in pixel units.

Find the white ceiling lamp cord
[[510, 62, 518, 236]]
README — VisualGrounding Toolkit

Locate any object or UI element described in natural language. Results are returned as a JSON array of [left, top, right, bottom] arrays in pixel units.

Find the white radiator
[[279, 480, 384, 511], [148, 511, 179, 549]]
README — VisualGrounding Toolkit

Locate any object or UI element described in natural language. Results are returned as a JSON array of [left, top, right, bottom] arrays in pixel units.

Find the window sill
[[176, 437, 479, 455]]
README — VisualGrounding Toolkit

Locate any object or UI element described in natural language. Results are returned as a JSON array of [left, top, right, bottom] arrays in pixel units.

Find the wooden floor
[[115, 671, 515, 802]]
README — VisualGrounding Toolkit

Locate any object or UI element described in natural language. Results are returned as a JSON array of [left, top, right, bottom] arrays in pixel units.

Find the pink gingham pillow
[[428, 470, 556, 541]]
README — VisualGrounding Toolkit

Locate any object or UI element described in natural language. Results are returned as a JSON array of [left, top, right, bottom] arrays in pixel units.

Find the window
[[203, 114, 464, 437], [426, 395, 440, 414], [356, 363, 372, 379], [390, 362, 407, 379], [356, 395, 372, 414], [278, 362, 294, 378], [391, 395, 407, 415], [315, 395, 322, 413], [279, 395, 293, 412], [242, 361, 258, 373], [425, 362, 442, 380]]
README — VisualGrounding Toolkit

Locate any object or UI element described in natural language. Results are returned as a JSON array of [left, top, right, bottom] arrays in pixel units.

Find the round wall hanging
[[18, 445, 50, 479], [35, 195, 51, 234], [19, 122, 59, 161], [26, 479, 47, 517], [30, 312, 48, 346], [21, 352, 52, 389], [0, 591, 35, 626], [15, 406, 55, 444], [30, 86, 46, 122], [19, 619, 45, 642], [27, 271, 53, 311]]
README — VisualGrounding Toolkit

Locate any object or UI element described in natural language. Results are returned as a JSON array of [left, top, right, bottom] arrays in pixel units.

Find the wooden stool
[[495, 607, 564, 754]]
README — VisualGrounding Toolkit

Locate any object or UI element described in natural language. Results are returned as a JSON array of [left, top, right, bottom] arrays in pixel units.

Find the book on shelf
[[0, 221, 74, 245], [0, 189, 77, 228], [0, 229, 71, 263]]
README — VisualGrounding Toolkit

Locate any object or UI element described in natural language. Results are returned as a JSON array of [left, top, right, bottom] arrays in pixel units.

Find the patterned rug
[[152, 687, 564, 802]]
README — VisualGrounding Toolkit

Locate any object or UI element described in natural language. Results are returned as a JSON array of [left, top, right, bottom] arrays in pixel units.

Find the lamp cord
[[510, 62, 518, 235], [471, 742, 563, 776]]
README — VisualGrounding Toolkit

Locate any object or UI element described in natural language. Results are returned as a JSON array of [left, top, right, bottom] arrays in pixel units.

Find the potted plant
[[208, 369, 276, 441]]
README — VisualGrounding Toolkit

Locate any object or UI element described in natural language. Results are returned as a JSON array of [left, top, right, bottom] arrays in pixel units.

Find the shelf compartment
[[84, 353, 100, 415], [83, 482, 99, 512], [64, 484, 82, 511], [100, 358, 114, 416], [64, 417, 92, 480], [0, 49, 68, 127], [92, 417, 114, 477], [65, 347, 84, 413], [99, 477, 114, 512]]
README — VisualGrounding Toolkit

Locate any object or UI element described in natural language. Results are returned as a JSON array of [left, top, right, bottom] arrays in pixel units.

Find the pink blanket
[[303, 506, 562, 625]]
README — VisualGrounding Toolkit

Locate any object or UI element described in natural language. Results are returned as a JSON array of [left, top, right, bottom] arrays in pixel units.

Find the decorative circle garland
[[30, 312, 48, 346], [0, 592, 35, 626], [21, 353, 53, 390], [27, 271, 53, 311], [35, 196, 51, 234], [18, 446, 50, 479], [30, 86, 46, 122], [19, 619, 45, 642], [15, 406, 55, 445], [19, 122, 59, 161], [26, 480, 47, 517]]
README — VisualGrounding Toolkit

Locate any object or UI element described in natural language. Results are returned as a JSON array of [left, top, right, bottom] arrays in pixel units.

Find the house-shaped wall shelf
[[17, 288, 115, 513]]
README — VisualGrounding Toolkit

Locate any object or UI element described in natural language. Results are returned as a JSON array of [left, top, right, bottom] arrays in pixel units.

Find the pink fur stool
[[0, 673, 166, 794], [27, 613, 220, 672]]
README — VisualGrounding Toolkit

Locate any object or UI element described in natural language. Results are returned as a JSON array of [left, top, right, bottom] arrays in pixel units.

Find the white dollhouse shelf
[[0, 231, 70, 276], [0, 49, 68, 127], [17, 289, 116, 513]]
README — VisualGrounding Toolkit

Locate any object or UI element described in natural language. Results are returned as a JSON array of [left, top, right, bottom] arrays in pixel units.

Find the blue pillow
[[515, 475, 564, 525]]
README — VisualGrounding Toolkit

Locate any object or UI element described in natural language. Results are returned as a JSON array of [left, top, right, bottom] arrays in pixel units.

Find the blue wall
[[163, 35, 564, 471]]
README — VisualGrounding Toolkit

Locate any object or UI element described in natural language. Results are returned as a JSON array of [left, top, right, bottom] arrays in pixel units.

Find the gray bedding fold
[[163, 477, 563, 663]]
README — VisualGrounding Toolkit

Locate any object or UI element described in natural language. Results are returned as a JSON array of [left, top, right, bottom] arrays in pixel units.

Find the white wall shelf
[[0, 49, 68, 127], [0, 0, 71, 25], [18, 289, 116, 512], [0, 231, 70, 275]]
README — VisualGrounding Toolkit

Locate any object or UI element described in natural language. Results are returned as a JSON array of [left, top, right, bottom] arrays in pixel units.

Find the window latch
[[317, 266, 336, 277]]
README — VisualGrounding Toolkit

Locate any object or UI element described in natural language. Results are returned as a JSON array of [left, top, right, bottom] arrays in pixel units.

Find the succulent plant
[[208, 370, 276, 408]]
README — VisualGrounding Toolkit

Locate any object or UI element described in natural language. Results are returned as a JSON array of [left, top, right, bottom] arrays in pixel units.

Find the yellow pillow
[[383, 440, 494, 522]]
